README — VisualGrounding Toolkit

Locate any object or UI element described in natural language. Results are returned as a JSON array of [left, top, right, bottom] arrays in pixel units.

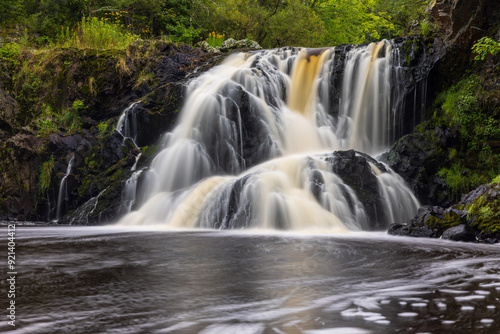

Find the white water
[[56, 154, 75, 220], [116, 101, 142, 171], [118, 41, 420, 230]]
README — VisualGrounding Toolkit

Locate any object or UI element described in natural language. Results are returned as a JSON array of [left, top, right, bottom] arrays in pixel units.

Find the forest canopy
[[0, 0, 432, 48]]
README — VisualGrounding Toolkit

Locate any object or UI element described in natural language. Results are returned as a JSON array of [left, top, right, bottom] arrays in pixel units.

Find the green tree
[[207, 0, 325, 48]]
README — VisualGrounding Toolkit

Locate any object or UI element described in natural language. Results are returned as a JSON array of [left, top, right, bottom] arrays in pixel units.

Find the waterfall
[[56, 155, 75, 220], [118, 41, 421, 231], [116, 102, 142, 171]]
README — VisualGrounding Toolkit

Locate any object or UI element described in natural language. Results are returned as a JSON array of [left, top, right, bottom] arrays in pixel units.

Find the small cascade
[[116, 102, 140, 143], [118, 41, 423, 231], [56, 155, 75, 220], [120, 170, 142, 214], [70, 188, 107, 225], [116, 102, 142, 170]]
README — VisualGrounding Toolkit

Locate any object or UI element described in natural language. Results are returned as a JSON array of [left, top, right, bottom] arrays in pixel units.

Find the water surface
[[3, 226, 500, 333]]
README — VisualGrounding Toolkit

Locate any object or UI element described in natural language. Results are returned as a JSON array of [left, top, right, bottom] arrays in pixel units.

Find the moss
[[425, 211, 461, 232], [467, 188, 500, 234]]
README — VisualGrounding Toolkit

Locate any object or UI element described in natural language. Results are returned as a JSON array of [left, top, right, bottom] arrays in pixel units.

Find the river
[[3, 225, 499, 333]]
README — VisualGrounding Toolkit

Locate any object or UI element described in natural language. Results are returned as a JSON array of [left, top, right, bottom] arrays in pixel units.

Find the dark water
[[2, 226, 500, 334]]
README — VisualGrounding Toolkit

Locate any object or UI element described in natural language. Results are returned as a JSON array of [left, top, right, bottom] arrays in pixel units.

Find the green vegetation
[[56, 16, 139, 50], [0, 42, 20, 60], [38, 155, 54, 194], [206, 31, 225, 48], [472, 37, 500, 61], [466, 187, 500, 234], [0, 0, 432, 49], [431, 73, 500, 200]]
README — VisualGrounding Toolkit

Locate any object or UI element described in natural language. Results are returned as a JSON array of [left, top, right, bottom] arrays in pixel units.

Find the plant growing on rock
[[472, 37, 500, 61], [38, 155, 54, 195]]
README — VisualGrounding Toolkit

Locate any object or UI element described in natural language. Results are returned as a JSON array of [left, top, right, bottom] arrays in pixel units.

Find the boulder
[[442, 224, 476, 241], [381, 126, 453, 206]]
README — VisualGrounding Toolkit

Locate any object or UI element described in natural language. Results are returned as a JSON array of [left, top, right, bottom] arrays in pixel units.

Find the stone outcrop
[[389, 182, 500, 243]]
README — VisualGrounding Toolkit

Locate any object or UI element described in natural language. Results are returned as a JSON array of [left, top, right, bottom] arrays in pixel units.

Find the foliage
[[98, 121, 109, 136], [466, 189, 500, 234], [56, 16, 138, 49], [433, 74, 500, 200], [38, 155, 54, 194], [208, 0, 326, 48], [1, 0, 433, 48], [63, 100, 86, 132], [472, 37, 500, 61], [36, 118, 58, 137], [206, 31, 225, 47], [0, 42, 21, 60], [420, 19, 431, 38], [438, 165, 493, 201], [315, 0, 395, 45]]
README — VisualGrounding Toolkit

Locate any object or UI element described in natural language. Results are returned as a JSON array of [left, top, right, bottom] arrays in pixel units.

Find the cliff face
[[0, 41, 219, 222]]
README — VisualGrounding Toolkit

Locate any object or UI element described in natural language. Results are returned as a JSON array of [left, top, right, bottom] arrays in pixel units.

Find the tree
[[206, 0, 325, 48]]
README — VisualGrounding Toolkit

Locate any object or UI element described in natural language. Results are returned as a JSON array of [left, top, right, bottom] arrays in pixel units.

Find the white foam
[[480, 319, 494, 324], [411, 303, 427, 308], [479, 282, 500, 288], [436, 302, 447, 309], [304, 328, 371, 334], [455, 295, 485, 302], [198, 323, 265, 334], [398, 312, 418, 317], [460, 306, 475, 311]]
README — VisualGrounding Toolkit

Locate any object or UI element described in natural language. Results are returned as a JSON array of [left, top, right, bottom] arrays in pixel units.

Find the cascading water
[[56, 155, 75, 220], [118, 40, 420, 231], [116, 102, 142, 171]]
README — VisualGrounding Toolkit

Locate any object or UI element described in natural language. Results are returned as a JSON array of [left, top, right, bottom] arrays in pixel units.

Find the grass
[[56, 17, 138, 50]]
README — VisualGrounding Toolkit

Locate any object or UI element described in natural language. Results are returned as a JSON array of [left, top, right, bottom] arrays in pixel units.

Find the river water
[[3, 225, 499, 334]]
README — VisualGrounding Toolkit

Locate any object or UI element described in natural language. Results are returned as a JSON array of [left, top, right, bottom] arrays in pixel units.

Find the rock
[[390, 183, 500, 243], [381, 126, 454, 206], [197, 38, 262, 53], [442, 224, 476, 241], [196, 41, 219, 53]]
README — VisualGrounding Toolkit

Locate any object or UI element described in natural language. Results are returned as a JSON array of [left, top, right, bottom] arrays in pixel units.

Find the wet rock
[[381, 126, 454, 206], [328, 150, 385, 230], [442, 224, 476, 241], [390, 183, 500, 243]]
